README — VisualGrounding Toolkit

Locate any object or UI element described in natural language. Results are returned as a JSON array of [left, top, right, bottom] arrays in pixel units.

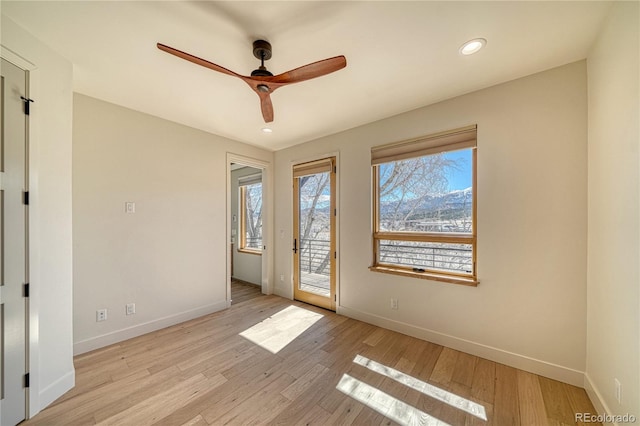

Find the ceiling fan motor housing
[[252, 40, 272, 61]]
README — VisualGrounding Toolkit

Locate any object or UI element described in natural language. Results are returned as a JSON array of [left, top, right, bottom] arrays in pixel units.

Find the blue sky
[[443, 149, 472, 191]]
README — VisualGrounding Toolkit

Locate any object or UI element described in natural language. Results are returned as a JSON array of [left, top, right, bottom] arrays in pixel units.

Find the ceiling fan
[[157, 40, 347, 123]]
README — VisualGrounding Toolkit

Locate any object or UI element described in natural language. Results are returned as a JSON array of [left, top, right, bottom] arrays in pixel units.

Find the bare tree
[[378, 154, 460, 231]]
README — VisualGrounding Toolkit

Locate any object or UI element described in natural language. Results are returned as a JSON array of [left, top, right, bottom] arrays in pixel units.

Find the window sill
[[369, 266, 478, 287], [237, 248, 262, 256]]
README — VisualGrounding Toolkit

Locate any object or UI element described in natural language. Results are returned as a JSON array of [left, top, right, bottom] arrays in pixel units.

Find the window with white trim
[[239, 174, 262, 254], [371, 125, 477, 285]]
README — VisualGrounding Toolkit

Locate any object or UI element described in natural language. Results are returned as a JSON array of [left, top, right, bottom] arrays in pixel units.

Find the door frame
[[226, 153, 272, 304], [290, 153, 340, 311]]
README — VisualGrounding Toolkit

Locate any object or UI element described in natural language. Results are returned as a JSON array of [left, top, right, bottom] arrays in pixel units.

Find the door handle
[[293, 239, 297, 254]]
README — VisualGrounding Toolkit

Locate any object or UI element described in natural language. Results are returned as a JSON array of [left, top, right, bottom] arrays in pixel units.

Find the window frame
[[238, 181, 263, 256], [370, 126, 478, 286]]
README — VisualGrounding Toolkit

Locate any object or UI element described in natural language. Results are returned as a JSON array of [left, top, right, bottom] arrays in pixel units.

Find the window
[[371, 125, 477, 285], [239, 174, 262, 254]]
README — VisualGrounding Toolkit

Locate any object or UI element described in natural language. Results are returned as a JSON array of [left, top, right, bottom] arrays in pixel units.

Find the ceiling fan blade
[[157, 43, 241, 78], [260, 94, 274, 123], [270, 56, 346, 85]]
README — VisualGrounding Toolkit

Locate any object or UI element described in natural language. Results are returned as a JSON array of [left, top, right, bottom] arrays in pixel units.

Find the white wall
[[72, 93, 272, 354], [274, 61, 588, 385], [586, 1, 639, 418], [1, 15, 75, 416], [231, 166, 263, 285]]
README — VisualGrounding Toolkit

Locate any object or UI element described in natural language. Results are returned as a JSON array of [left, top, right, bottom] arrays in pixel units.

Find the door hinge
[[20, 96, 34, 115], [23, 191, 29, 205], [24, 373, 30, 388], [334, 294, 337, 302], [334, 251, 337, 259], [333, 166, 336, 173], [334, 208, 336, 216], [23, 283, 29, 298]]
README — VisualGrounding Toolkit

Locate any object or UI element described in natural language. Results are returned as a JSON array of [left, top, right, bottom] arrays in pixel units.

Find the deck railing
[[299, 238, 331, 276], [379, 242, 472, 273], [298, 238, 473, 275]]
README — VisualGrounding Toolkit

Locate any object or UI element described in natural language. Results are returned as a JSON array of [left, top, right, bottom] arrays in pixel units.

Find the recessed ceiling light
[[261, 127, 273, 133], [459, 38, 486, 56]]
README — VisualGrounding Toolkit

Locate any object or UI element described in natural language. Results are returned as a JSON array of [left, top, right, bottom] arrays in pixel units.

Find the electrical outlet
[[280, 274, 284, 282], [96, 309, 107, 322], [390, 298, 398, 310], [125, 202, 135, 214], [126, 303, 136, 315], [615, 378, 622, 404]]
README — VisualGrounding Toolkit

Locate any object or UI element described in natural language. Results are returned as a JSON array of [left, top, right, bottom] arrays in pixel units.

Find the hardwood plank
[[199, 357, 287, 422], [179, 414, 207, 426], [467, 401, 494, 426], [539, 376, 577, 425], [374, 357, 421, 425], [412, 341, 444, 382], [96, 373, 226, 425], [494, 363, 521, 426], [438, 381, 474, 426], [430, 346, 459, 385], [563, 382, 602, 426], [326, 394, 366, 424], [281, 363, 329, 401], [517, 370, 549, 426], [269, 368, 342, 425], [175, 336, 252, 372], [90, 367, 210, 423], [294, 403, 334, 426], [214, 373, 295, 425], [451, 351, 478, 387], [363, 327, 387, 346], [470, 357, 495, 404]]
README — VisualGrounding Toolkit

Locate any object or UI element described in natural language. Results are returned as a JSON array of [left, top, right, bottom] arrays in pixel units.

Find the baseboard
[[73, 301, 228, 355], [36, 369, 75, 416], [338, 305, 585, 387], [584, 373, 616, 425]]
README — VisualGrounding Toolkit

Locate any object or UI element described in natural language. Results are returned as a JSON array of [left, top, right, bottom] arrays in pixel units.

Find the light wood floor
[[26, 282, 600, 425], [230, 279, 263, 305]]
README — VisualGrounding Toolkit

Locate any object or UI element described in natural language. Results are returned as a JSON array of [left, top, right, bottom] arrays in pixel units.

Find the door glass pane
[[297, 171, 331, 297]]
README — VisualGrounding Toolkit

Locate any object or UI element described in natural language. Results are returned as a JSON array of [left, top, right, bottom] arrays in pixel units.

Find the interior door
[[293, 157, 336, 311], [1, 58, 29, 426]]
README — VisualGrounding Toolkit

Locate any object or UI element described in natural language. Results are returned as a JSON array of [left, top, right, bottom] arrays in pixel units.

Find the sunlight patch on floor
[[336, 374, 451, 426], [353, 354, 487, 420], [239, 305, 323, 354]]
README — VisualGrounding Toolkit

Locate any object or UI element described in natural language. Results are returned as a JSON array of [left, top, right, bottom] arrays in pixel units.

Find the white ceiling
[[2, 1, 612, 151]]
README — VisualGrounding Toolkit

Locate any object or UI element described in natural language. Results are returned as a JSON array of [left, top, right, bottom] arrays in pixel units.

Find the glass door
[[293, 157, 336, 310]]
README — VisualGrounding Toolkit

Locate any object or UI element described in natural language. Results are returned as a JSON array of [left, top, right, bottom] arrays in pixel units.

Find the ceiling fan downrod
[[251, 40, 273, 78]]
